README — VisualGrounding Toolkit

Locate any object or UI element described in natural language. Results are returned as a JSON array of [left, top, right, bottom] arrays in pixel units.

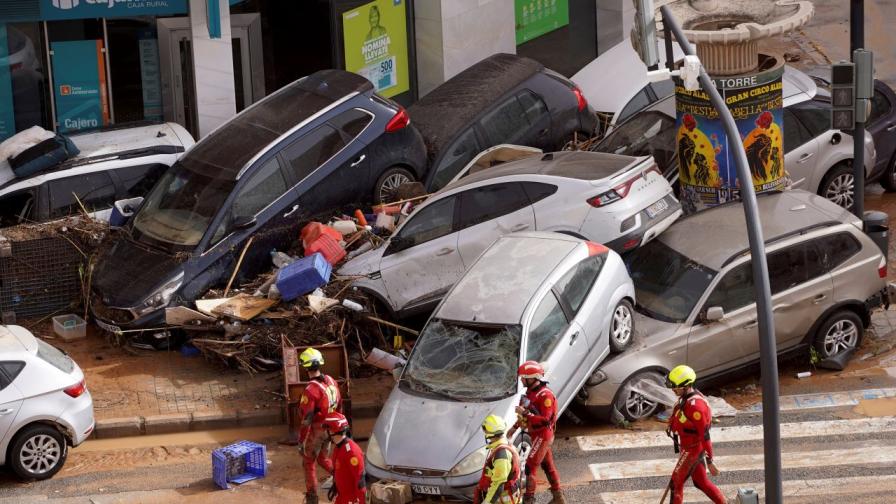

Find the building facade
[[0, 0, 633, 141]]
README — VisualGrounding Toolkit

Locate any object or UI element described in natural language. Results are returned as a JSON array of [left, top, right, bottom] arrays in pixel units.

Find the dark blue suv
[[90, 70, 426, 332]]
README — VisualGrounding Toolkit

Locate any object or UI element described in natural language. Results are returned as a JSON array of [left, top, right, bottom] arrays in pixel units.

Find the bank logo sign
[[41, 0, 187, 20]]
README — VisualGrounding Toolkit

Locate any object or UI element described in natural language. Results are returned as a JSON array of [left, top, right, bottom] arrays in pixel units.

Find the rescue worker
[[511, 361, 565, 504], [297, 348, 343, 504], [474, 414, 522, 504], [664, 365, 726, 504], [322, 412, 366, 504]]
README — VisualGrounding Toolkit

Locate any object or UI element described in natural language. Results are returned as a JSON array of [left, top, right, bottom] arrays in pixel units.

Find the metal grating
[[0, 236, 85, 321], [0, 0, 41, 22]]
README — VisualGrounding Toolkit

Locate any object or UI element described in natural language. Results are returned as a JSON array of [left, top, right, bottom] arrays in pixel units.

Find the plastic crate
[[52, 314, 86, 341], [109, 197, 144, 227], [276, 252, 331, 301], [212, 440, 267, 489], [304, 234, 346, 265]]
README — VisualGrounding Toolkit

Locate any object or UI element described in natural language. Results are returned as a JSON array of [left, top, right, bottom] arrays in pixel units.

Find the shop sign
[[0, 24, 16, 141], [51, 40, 110, 133], [40, 0, 188, 21], [138, 30, 162, 122], [342, 0, 409, 98], [674, 63, 785, 212], [515, 0, 569, 45]]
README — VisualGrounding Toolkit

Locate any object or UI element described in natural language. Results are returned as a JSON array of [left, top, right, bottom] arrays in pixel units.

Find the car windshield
[[626, 240, 717, 323], [592, 111, 677, 173], [131, 162, 235, 251], [401, 319, 521, 401]]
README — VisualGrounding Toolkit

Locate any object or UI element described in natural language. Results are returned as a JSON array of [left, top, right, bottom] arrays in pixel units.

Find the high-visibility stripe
[[589, 445, 896, 480], [576, 416, 896, 452], [599, 474, 896, 504]]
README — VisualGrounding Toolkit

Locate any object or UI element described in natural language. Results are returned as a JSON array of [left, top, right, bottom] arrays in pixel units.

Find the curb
[[92, 404, 381, 439]]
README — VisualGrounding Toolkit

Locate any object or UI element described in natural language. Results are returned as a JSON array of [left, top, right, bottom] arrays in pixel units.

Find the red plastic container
[[304, 234, 346, 265], [301, 222, 342, 249]]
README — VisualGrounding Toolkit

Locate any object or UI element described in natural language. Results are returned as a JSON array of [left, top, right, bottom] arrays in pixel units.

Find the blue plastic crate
[[212, 440, 267, 489], [276, 252, 331, 301]]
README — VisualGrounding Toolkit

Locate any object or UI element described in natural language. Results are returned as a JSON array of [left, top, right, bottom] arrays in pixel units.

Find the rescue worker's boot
[[304, 491, 319, 504], [548, 489, 567, 504]]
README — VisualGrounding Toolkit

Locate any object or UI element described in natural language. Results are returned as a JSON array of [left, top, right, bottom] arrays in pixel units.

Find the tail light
[[385, 106, 410, 132], [585, 241, 609, 256], [879, 256, 887, 279], [572, 86, 588, 111], [587, 171, 643, 207], [64, 380, 86, 398]]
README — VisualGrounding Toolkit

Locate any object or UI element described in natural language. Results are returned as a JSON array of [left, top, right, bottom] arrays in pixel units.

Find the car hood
[[373, 386, 517, 471], [92, 237, 183, 307], [337, 246, 384, 276]]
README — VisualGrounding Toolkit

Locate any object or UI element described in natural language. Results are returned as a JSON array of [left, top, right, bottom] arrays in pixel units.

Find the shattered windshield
[[401, 319, 521, 401], [592, 111, 677, 174], [626, 240, 717, 323], [131, 162, 235, 252]]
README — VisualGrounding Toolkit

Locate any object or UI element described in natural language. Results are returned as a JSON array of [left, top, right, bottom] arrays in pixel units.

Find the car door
[[426, 128, 484, 193], [766, 241, 832, 350], [46, 171, 118, 221], [455, 182, 536, 266], [523, 290, 584, 409], [0, 362, 25, 441], [687, 261, 758, 376], [379, 195, 464, 313], [517, 90, 553, 150], [783, 108, 820, 189], [867, 85, 896, 173], [552, 254, 608, 375], [326, 108, 376, 200], [478, 93, 536, 149], [280, 123, 357, 216]]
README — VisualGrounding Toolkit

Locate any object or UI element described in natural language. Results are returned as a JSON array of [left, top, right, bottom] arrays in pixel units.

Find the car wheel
[[813, 310, 863, 359], [819, 163, 855, 211], [615, 371, 665, 422], [9, 424, 68, 480], [609, 299, 635, 353], [374, 166, 415, 204], [881, 155, 896, 192]]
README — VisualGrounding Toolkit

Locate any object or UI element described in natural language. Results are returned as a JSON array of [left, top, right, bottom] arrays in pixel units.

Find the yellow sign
[[342, 0, 410, 98]]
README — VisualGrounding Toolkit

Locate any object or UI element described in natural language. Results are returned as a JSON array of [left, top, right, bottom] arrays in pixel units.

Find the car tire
[[819, 163, 855, 211], [8, 424, 68, 480], [614, 371, 665, 422], [881, 155, 896, 192], [609, 299, 635, 353], [374, 166, 416, 204], [812, 310, 863, 359]]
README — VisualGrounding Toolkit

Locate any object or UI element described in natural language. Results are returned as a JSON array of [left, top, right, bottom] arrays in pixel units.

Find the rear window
[[35, 339, 74, 373]]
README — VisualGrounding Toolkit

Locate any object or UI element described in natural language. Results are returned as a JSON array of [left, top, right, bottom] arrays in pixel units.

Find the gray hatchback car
[[575, 190, 889, 423]]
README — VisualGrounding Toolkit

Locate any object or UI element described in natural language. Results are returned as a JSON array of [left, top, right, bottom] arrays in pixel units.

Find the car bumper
[[366, 461, 479, 501], [605, 195, 683, 253], [61, 390, 95, 446], [92, 305, 166, 333]]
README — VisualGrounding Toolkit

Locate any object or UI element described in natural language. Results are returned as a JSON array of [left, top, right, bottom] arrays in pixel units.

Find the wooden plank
[[210, 294, 278, 321], [165, 306, 216, 325], [195, 298, 230, 317]]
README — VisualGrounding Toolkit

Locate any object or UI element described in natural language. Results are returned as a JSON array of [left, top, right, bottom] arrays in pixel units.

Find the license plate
[[412, 485, 442, 495], [646, 197, 669, 218], [95, 319, 122, 335]]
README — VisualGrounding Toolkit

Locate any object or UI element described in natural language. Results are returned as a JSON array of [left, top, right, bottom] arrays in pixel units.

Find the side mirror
[[831, 133, 842, 145], [232, 215, 257, 230], [704, 306, 724, 322]]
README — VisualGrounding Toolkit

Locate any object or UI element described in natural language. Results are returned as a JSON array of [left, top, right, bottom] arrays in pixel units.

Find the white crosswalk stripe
[[599, 475, 896, 504], [577, 416, 896, 452]]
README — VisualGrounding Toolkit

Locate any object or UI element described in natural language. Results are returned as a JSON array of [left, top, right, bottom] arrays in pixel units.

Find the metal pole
[[851, 0, 865, 218], [660, 6, 783, 504], [664, 27, 675, 72]]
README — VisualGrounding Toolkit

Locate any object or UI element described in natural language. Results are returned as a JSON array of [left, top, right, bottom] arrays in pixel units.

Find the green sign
[[51, 40, 109, 133], [515, 0, 569, 45], [342, 0, 409, 98]]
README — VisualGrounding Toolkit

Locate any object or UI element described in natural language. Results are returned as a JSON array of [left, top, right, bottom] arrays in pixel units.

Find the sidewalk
[[28, 321, 393, 439]]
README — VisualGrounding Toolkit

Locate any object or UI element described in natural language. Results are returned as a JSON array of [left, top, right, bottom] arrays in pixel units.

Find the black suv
[[91, 70, 426, 332]]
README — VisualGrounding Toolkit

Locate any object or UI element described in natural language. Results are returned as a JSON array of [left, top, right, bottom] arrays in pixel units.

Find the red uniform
[[514, 383, 561, 497], [331, 437, 366, 504], [667, 390, 726, 504], [298, 374, 342, 494]]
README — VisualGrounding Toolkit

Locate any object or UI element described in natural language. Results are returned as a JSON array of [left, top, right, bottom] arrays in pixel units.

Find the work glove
[[707, 460, 720, 476], [327, 484, 337, 501]]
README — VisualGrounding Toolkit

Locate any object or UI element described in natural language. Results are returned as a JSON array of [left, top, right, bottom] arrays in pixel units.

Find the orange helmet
[[322, 412, 349, 435], [518, 361, 545, 380]]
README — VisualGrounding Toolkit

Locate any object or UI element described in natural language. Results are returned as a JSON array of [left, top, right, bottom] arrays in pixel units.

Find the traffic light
[[830, 61, 855, 130]]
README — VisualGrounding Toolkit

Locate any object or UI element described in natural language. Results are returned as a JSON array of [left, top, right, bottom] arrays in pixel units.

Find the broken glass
[[401, 319, 521, 401]]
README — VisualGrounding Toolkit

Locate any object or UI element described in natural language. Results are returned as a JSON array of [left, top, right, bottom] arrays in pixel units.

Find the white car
[[365, 232, 634, 499], [339, 150, 681, 319], [0, 325, 94, 480]]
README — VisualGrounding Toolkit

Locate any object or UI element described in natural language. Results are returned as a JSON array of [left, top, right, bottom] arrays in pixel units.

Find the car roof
[[0, 325, 36, 354], [436, 232, 581, 324], [408, 53, 544, 161], [181, 69, 373, 180], [441, 151, 641, 192], [658, 190, 861, 270]]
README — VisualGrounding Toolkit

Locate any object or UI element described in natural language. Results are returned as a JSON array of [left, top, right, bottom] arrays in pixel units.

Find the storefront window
[[0, 23, 53, 141], [515, 0, 597, 77], [107, 18, 163, 124]]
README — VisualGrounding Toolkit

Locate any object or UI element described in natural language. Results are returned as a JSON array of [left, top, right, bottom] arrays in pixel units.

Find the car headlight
[[448, 446, 487, 477], [366, 433, 387, 469], [137, 272, 184, 316]]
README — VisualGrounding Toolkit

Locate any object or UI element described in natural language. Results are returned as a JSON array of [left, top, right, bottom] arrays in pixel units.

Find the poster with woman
[[342, 0, 410, 98]]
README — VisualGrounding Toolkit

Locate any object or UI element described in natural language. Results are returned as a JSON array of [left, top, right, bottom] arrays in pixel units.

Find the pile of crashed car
[[1, 47, 893, 498]]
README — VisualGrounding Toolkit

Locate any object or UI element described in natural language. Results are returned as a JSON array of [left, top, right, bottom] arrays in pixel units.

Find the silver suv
[[576, 190, 889, 423]]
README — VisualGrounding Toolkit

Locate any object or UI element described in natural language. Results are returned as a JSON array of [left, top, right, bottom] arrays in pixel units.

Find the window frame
[[516, 89, 550, 126], [0, 361, 25, 390], [783, 108, 815, 152], [455, 182, 532, 231], [525, 290, 571, 363], [46, 170, 117, 219], [428, 127, 484, 192], [868, 89, 892, 127], [0, 187, 38, 226], [478, 93, 532, 146], [553, 254, 606, 318], [279, 123, 349, 186], [814, 231, 862, 271], [384, 195, 460, 256], [327, 107, 375, 143]]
